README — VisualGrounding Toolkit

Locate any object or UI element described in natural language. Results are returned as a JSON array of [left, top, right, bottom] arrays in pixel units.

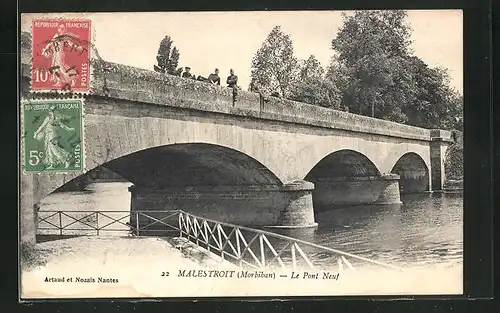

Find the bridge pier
[[128, 181, 317, 229], [271, 180, 317, 229], [311, 174, 401, 212], [430, 130, 452, 192]]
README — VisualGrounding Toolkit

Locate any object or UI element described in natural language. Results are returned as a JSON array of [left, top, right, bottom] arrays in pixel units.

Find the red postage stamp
[[31, 19, 92, 92]]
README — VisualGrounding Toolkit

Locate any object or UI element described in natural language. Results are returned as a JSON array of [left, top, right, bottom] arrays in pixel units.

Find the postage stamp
[[22, 99, 84, 173], [31, 19, 92, 92]]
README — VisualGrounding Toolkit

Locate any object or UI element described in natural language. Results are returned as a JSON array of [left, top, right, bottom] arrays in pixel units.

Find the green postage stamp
[[22, 99, 84, 173]]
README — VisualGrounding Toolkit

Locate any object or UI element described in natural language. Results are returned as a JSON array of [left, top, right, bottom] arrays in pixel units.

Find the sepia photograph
[[19, 10, 463, 298]]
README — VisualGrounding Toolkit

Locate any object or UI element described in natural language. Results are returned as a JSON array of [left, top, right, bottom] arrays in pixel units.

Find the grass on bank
[[20, 243, 54, 271]]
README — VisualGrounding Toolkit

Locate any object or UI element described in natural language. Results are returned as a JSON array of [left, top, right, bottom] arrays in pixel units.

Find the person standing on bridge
[[208, 68, 221, 85], [182, 67, 194, 79], [227, 69, 238, 105]]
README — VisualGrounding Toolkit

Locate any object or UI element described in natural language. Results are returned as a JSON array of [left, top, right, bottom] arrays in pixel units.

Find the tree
[[330, 10, 463, 130], [405, 56, 463, 130], [297, 55, 324, 81], [447, 92, 463, 131], [166, 47, 180, 75], [331, 10, 416, 121], [324, 59, 351, 111], [288, 55, 345, 109], [289, 55, 326, 106], [332, 10, 412, 65], [154, 35, 181, 75], [250, 26, 298, 97]]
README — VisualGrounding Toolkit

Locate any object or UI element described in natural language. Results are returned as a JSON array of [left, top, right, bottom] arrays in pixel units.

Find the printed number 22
[[29, 150, 40, 166]]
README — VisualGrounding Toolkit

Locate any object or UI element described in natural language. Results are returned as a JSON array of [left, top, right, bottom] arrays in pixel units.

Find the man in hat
[[182, 67, 194, 79], [227, 69, 239, 104], [226, 69, 238, 88], [208, 68, 221, 85]]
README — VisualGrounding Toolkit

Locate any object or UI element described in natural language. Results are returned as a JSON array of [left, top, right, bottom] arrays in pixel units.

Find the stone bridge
[[19, 33, 453, 244]]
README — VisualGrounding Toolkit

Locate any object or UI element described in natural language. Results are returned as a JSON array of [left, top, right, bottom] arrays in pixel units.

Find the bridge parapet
[[88, 60, 432, 141], [430, 129, 454, 142], [20, 31, 433, 142]]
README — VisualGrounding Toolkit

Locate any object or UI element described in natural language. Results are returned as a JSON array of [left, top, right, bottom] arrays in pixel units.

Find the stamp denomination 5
[[22, 99, 84, 173]]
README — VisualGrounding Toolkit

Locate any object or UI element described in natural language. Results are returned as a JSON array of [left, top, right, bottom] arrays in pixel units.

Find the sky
[[21, 10, 463, 93]]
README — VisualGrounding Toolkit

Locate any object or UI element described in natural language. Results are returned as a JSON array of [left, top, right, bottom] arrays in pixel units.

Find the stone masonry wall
[[312, 176, 401, 211], [130, 186, 290, 227]]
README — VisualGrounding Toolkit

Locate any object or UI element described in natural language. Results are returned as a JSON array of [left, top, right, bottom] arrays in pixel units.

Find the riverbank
[[21, 235, 462, 298], [20, 236, 236, 299]]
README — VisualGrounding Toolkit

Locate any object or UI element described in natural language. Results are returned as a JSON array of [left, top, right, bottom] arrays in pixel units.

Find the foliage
[[154, 35, 181, 75], [406, 57, 463, 129], [331, 11, 415, 121], [442, 91, 463, 131], [246, 13, 463, 131], [333, 10, 412, 63], [444, 135, 463, 180], [289, 55, 330, 107], [324, 59, 352, 111], [167, 47, 180, 75], [330, 10, 463, 130], [250, 26, 298, 97]]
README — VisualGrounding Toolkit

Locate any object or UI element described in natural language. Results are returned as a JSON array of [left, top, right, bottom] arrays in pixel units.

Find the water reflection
[[312, 193, 463, 267]]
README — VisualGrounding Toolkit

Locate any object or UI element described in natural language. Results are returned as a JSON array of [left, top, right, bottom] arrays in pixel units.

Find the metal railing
[[38, 210, 181, 236], [37, 210, 404, 272], [177, 211, 403, 272]]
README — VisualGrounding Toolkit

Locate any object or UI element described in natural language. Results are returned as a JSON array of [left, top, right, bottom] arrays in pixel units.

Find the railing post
[[194, 218, 199, 246], [135, 212, 139, 236], [178, 212, 182, 238], [96, 212, 99, 236], [58, 211, 62, 236], [338, 258, 344, 273], [291, 242, 297, 271], [236, 229, 241, 267], [341, 256, 356, 272], [259, 234, 265, 269], [206, 225, 210, 252], [218, 225, 224, 260]]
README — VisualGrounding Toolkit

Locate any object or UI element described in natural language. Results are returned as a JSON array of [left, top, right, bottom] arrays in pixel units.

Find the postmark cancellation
[[21, 99, 85, 173]]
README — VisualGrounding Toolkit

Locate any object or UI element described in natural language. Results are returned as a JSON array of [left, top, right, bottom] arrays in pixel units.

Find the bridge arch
[[53, 142, 284, 192], [43, 143, 294, 228], [390, 152, 430, 193], [103, 143, 283, 188], [303, 149, 400, 211], [304, 149, 381, 182]]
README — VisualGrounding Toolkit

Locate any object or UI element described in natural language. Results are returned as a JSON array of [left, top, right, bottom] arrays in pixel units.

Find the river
[[38, 182, 463, 269]]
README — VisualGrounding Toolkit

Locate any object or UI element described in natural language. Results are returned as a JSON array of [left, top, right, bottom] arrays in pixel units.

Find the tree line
[[250, 11, 463, 131], [153, 11, 462, 131]]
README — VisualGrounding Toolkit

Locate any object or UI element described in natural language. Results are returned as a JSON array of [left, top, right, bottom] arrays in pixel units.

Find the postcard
[[19, 10, 464, 299]]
